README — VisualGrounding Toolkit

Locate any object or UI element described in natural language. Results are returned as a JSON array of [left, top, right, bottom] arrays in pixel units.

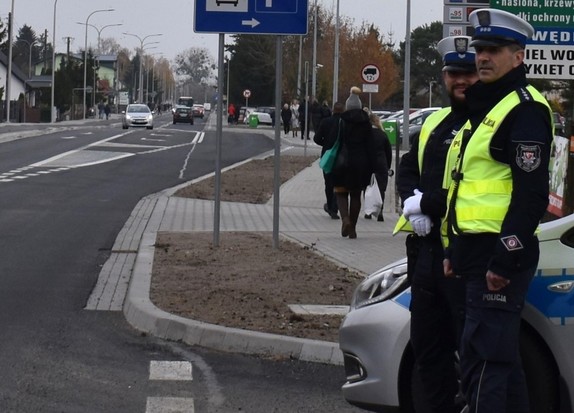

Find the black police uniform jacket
[[449, 64, 553, 280]]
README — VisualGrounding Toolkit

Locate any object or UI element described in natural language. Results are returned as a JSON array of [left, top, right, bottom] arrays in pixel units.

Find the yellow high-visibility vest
[[393, 108, 451, 235], [445, 85, 551, 236]]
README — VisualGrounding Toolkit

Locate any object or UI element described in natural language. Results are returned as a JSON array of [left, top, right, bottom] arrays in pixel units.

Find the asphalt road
[[0, 115, 363, 412]]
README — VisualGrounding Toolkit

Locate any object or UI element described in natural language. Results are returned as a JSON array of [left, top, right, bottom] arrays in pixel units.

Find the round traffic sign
[[243, 89, 251, 98], [361, 64, 380, 83]]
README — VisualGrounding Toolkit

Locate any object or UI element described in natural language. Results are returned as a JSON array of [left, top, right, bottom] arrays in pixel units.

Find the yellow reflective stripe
[[393, 215, 413, 235], [458, 179, 513, 195]]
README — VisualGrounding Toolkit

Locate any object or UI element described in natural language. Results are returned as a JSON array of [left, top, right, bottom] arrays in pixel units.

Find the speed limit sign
[[243, 89, 251, 98]]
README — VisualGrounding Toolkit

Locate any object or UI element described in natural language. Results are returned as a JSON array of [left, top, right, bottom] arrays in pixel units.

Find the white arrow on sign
[[265, 0, 273, 6], [242, 18, 260, 28]]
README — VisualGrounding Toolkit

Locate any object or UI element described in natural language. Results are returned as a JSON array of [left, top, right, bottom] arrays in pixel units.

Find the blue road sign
[[194, 0, 309, 35]]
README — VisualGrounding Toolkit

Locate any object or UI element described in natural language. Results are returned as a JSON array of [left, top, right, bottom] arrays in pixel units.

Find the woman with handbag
[[331, 87, 383, 239]]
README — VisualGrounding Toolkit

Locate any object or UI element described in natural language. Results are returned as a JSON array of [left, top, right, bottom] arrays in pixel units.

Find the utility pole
[[44, 29, 48, 71], [6, 9, 13, 123], [63, 37, 73, 56]]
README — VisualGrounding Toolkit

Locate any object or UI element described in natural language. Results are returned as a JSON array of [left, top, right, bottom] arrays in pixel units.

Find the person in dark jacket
[[367, 113, 392, 221], [280, 103, 292, 136], [298, 98, 310, 140], [331, 87, 381, 239], [396, 35, 478, 413], [443, 10, 553, 412], [310, 99, 323, 136], [314, 102, 345, 219]]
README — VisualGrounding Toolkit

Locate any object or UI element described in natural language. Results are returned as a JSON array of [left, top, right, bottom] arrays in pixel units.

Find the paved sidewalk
[[116, 121, 408, 366]]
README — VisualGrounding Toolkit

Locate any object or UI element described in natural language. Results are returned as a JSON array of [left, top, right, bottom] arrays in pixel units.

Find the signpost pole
[[272, 36, 283, 249], [194, 0, 309, 249], [213, 33, 225, 247]]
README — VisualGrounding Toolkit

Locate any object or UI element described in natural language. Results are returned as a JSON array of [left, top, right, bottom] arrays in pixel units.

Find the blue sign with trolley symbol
[[195, 0, 308, 35]]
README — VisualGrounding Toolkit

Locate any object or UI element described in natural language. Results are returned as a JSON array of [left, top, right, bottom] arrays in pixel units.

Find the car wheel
[[122, 125, 128, 129], [173, 120, 176, 124], [147, 126, 153, 130], [520, 326, 560, 412]]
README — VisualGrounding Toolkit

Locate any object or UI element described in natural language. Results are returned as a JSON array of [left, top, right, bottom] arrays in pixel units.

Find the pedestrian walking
[[314, 102, 345, 219], [104, 103, 111, 120], [394, 35, 478, 413], [290, 100, 300, 137], [332, 87, 383, 239], [280, 103, 292, 136], [298, 98, 310, 140], [367, 112, 393, 222], [443, 10, 553, 412]]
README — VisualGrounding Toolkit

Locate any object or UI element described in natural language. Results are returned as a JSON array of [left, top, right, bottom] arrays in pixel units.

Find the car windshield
[[128, 105, 150, 113]]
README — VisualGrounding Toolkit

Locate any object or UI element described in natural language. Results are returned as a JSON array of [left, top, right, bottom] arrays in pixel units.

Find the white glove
[[409, 213, 432, 236], [403, 189, 423, 218]]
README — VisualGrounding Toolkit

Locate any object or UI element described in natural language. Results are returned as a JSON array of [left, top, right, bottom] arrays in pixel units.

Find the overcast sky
[[2, 0, 443, 62]]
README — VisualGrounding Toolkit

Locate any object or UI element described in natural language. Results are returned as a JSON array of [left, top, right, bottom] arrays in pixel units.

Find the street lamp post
[[429, 80, 437, 107], [311, 0, 318, 99], [6, 0, 14, 123], [19, 39, 36, 79], [77, 22, 122, 54], [123, 32, 162, 103], [51, 0, 58, 123], [332, 0, 340, 105], [83, 8, 114, 120], [19, 39, 36, 123]]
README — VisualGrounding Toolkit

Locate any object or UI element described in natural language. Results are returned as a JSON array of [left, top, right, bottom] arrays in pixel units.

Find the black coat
[[313, 113, 342, 155], [372, 126, 392, 196], [331, 109, 378, 191], [450, 64, 553, 279], [280, 107, 292, 125]]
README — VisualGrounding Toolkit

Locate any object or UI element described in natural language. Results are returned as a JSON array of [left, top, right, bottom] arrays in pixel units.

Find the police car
[[339, 212, 574, 412]]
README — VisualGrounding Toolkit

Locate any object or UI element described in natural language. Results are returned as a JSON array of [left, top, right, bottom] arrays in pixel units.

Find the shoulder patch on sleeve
[[516, 144, 541, 172], [501, 235, 524, 251]]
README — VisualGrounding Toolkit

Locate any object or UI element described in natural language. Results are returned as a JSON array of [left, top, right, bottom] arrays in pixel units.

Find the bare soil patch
[[150, 155, 363, 342]]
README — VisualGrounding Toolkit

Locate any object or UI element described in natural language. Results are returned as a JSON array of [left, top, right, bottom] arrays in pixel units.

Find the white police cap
[[469, 8, 534, 48], [437, 36, 476, 72]]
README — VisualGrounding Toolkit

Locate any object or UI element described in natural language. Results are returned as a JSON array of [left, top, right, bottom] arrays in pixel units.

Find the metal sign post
[[194, 0, 309, 248]]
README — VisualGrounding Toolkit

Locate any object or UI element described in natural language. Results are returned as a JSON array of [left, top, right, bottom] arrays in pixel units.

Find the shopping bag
[[319, 139, 340, 173], [363, 174, 383, 215]]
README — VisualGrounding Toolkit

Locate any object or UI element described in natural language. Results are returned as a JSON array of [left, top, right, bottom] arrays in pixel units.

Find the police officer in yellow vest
[[443, 9, 553, 413], [394, 36, 478, 413]]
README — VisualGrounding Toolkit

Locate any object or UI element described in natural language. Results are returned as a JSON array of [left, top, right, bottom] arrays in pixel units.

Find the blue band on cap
[[444, 51, 476, 65], [475, 26, 528, 45]]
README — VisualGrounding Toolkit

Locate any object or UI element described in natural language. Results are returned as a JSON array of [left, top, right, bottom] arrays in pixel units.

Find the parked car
[[172, 105, 194, 125], [403, 107, 442, 145], [339, 213, 574, 412], [122, 104, 153, 130], [192, 104, 205, 119], [242, 106, 274, 125], [554, 112, 566, 136], [238, 107, 256, 124], [372, 110, 394, 119]]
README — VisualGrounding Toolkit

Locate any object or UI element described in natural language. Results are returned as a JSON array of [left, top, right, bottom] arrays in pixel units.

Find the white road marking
[[288, 304, 349, 316], [0, 129, 203, 186], [149, 361, 193, 381], [145, 397, 195, 413]]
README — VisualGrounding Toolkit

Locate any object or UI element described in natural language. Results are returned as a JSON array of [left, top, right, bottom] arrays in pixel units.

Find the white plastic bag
[[364, 174, 383, 216]]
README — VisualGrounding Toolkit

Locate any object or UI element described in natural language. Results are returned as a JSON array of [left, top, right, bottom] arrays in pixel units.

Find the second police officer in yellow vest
[[394, 36, 478, 412]]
